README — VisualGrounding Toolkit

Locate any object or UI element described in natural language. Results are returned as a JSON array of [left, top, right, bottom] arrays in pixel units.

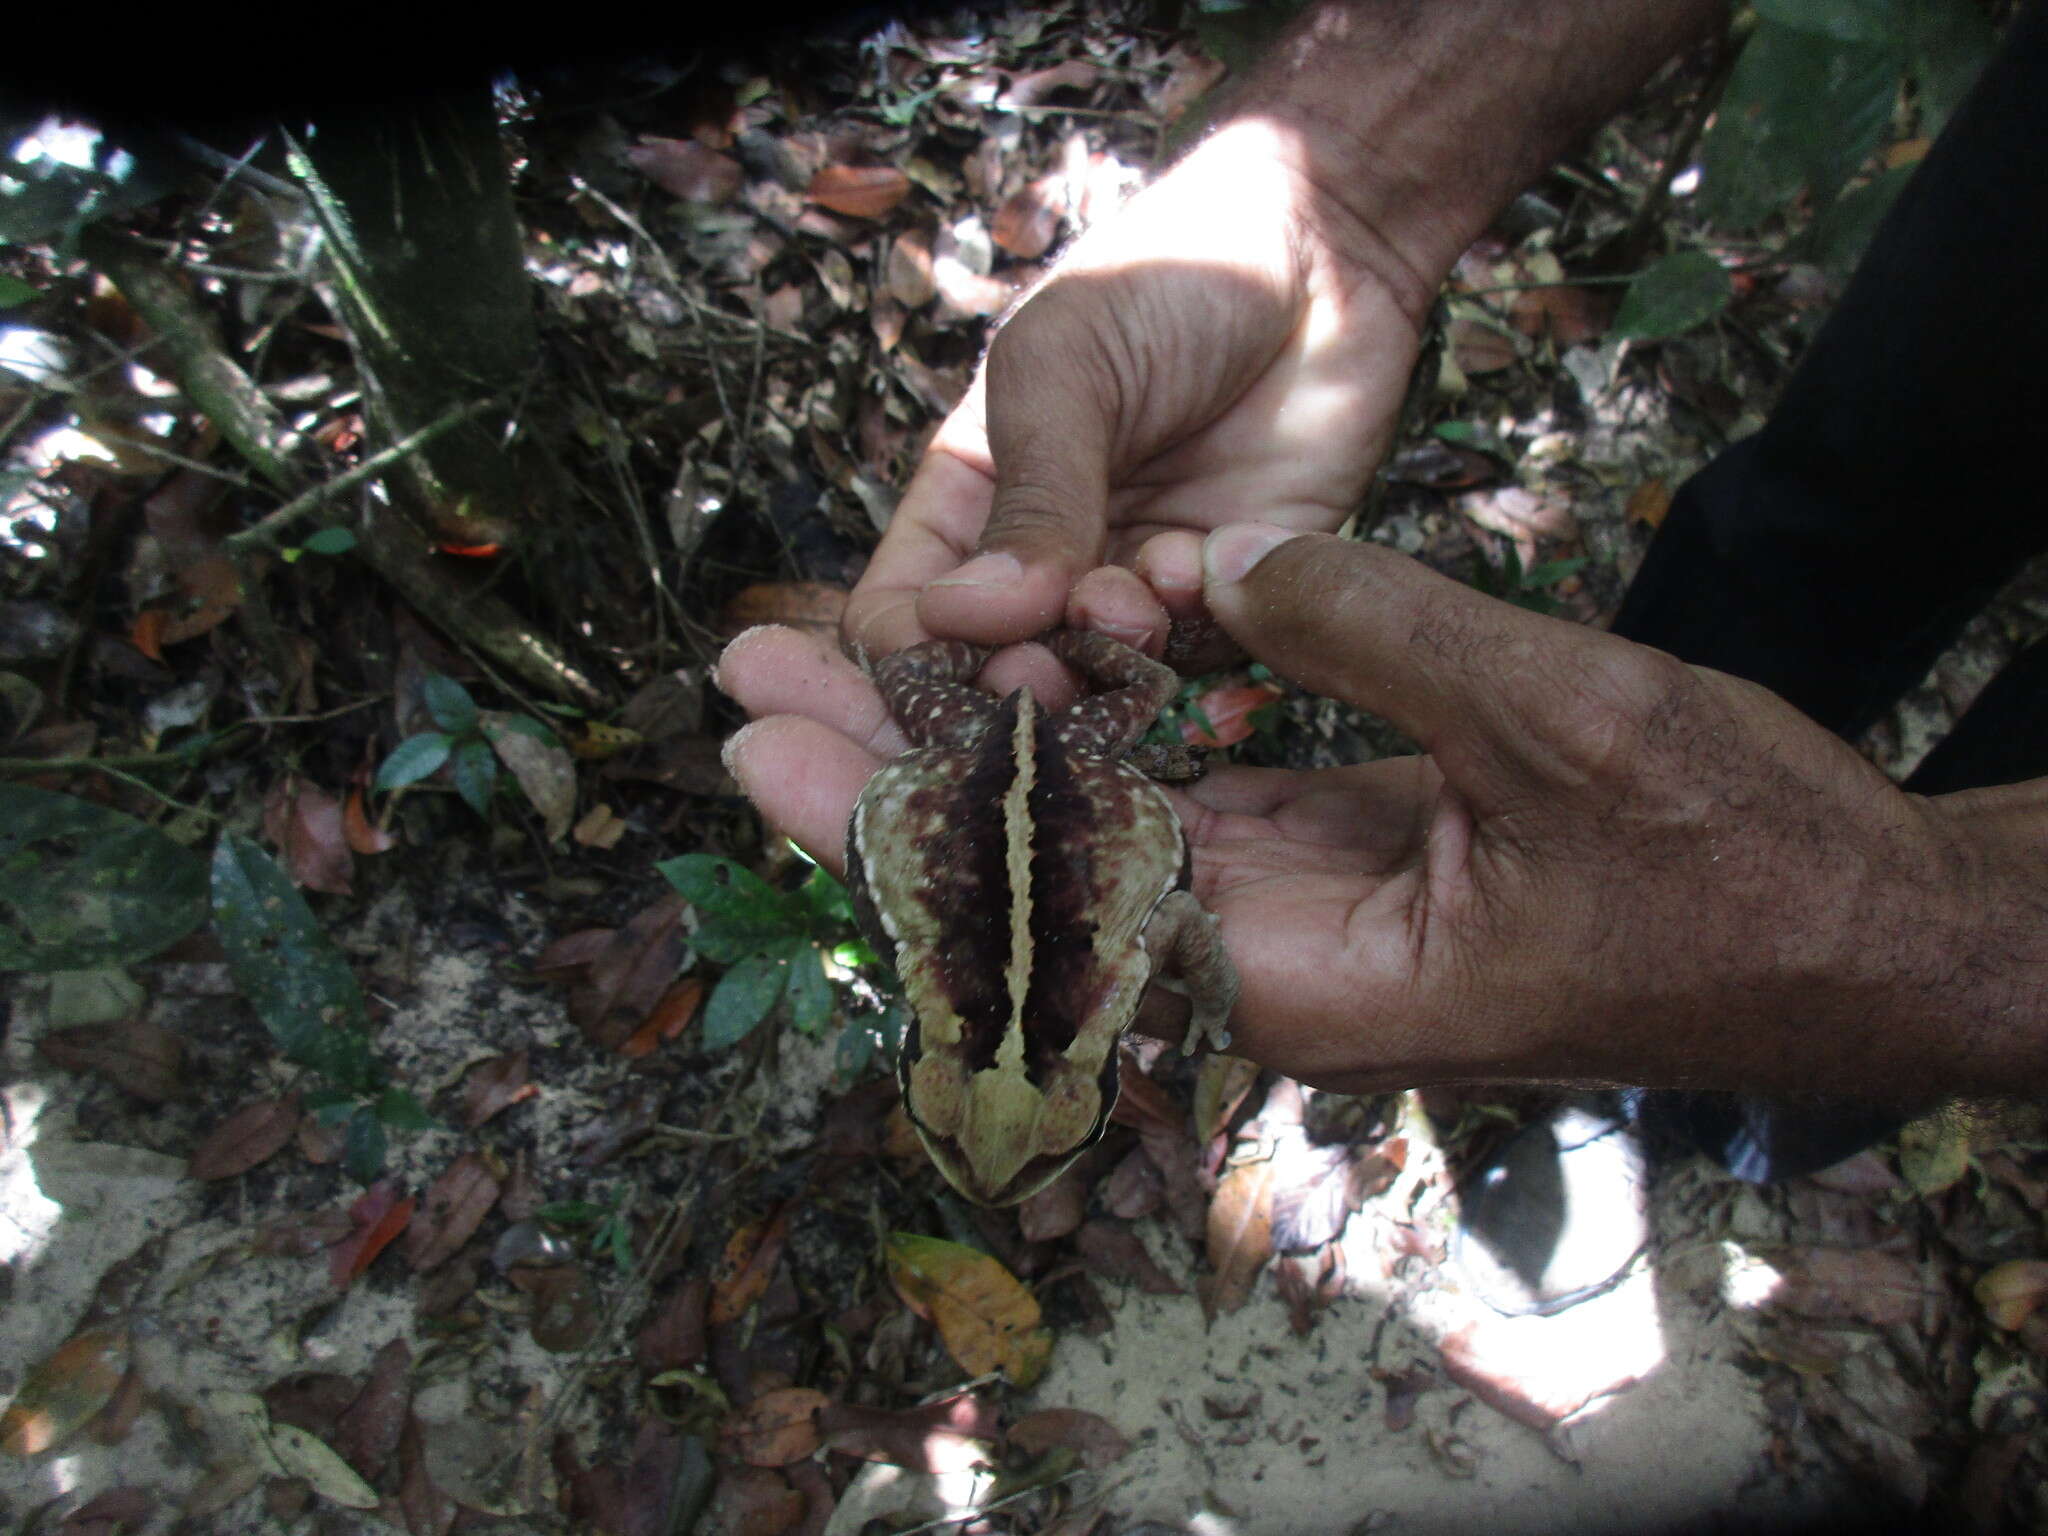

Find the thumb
[[1202, 526, 1669, 802]]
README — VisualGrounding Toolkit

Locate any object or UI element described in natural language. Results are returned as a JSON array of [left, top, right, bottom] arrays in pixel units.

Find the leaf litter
[[4, 3, 2048, 1532]]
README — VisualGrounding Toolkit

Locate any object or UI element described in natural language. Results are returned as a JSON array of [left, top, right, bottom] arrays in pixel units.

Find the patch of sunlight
[[1718, 1240, 1786, 1310], [0, 1081, 61, 1268], [1187, 1511, 1247, 1535]]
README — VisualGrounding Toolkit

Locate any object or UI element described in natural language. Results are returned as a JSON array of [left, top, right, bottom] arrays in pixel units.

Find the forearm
[[1189, 0, 1726, 315]]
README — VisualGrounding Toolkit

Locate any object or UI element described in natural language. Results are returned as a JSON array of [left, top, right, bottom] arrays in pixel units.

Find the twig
[[225, 394, 501, 554]]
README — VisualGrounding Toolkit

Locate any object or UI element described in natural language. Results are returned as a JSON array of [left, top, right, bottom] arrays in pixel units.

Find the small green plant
[[537, 1193, 636, 1270], [1471, 544, 1589, 617], [374, 673, 554, 817], [659, 852, 903, 1068], [212, 834, 435, 1181]]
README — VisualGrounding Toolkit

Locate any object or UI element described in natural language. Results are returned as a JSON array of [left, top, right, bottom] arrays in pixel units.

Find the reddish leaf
[[37, 1017, 185, 1103], [189, 1093, 302, 1180], [330, 1182, 417, 1287], [817, 1391, 999, 1472], [157, 554, 242, 645], [627, 137, 743, 204], [1007, 1408, 1130, 1470], [461, 1048, 535, 1127], [85, 1365, 145, 1445], [531, 926, 615, 979], [990, 176, 1066, 259], [1180, 682, 1282, 749], [129, 608, 168, 662], [1773, 1246, 1930, 1327], [406, 1153, 501, 1272], [711, 1209, 792, 1326], [620, 977, 703, 1059], [1626, 477, 1673, 529], [717, 581, 848, 639], [1448, 317, 1518, 375], [343, 785, 396, 855], [806, 164, 910, 219], [724, 1387, 830, 1468], [1018, 1169, 1087, 1243], [262, 775, 353, 894]]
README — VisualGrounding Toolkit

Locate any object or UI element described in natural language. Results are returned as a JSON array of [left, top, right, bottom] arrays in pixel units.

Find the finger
[[843, 448, 997, 655], [1202, 528, 1671, 805], [717, 625, 902, 755], [721, 716, 877, 877], [1181, 758, 1445, 863], [1064, 565, 1170, 654]]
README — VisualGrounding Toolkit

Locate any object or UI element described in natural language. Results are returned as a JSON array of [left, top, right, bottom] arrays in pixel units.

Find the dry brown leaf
[[1447, 316, 1519, 375], [262, 776, 353, 894], [406, 1153, 501, 1272], [702, 1463, 803, 1536], [1075, 1218, 1183, 1295], [572, 803, 626, 850], [718, 580, 847, 638], [157, 554, 243, 646], [0, 1325, 128, 1456], [1626, 478, 1673, 529], [333, 1338, 410, 1484], [711, 1209, 793, 1326], [636, 1277, 709, 1371], [1385, 440, 1502, 490], [37, 1017, 185, 1103], [1017, 1168, 1088, 1242], [1200, 1156, 1276, 1320], [461, 1049, 534, 1127], [480, 711, 575, 843], [515, 1262, 601, 1352], [807, 164, 910, 219], [397, 1412, 455, 1536], [761, 283, 805, 332], [1977, 1260, 2048, 1330], [189, 1093, 302, 1180], [626, 137, 743, 204], [1006, 1408, 1129, 1470], [817, 1391, 1000, 1472], [55, 1484, 152, 1534], [1772, 1246, 1930, 1327], [990, 177, 1065, 259], [998, 58, 1099, 108], [568, 896, 689, 1050], [531, 926, 614, 979], [1101, 1147, 1163, 1219], [723, 1388, 830, 1468], [253, 1206, 354, 1256], [886, 229, 937, 308]]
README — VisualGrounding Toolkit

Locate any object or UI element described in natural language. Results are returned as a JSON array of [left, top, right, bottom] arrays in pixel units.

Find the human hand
[[725, 527, 2030, 1104], [845, 121, 1435, 660]]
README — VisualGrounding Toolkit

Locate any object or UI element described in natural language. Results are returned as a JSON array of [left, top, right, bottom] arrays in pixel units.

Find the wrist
[[1201, 0, 1725, 298]]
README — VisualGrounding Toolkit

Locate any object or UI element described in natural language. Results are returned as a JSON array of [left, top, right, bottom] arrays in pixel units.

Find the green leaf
[[1612, 252, 1733, 341], [209, 835, 376, 1093], [0, 274, 36, 307], [798, 865, 854, 929], [659, 854, 803, 960], [420, 674, 478, 735], [1753, 0, 1900, 47], [303, 1085, 358, 1118], [701, 954, 792, 1050], [537, 1200, 607, 1225], [343, 1107, 387, 1183], [373, 1087, 437, 1129], [1699, 22, 1897, 229], [1521, 556, 1590, 588], [492, 712, 557, 745], [0, 785, 208, 972], [784, 945, 833, 1036], [1903, 0, 1994, 132], [300, 527, 357, 556], [374, 732, 453, 791], [834, 1016, 877, 1077], [1803, 164, 1914, 275], [450, 737, 497, 817]]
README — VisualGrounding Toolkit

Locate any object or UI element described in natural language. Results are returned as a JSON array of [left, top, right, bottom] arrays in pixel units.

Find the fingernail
[[1204, 524, 1301, 586], [929, 551, 1024, 591]]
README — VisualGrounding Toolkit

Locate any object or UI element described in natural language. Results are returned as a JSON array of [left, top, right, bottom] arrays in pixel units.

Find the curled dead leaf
[[806, 164, 910, 219], [723, 1387, 830, 1468]]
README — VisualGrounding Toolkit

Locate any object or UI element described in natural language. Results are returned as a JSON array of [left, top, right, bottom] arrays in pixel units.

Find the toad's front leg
[[1143, 889, 1238, 1055]]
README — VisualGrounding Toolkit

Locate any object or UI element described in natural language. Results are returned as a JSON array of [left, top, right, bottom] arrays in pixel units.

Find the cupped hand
[[845, 122, 1437, 659], [727, 527, 1976, 1103]]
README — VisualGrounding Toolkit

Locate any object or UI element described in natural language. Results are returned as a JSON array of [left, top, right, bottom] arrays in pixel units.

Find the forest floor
[[3, 5, 2047, 1534]]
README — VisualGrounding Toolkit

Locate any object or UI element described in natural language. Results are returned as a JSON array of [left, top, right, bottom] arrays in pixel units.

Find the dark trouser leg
[[1612, 3, 2048, 1179]]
